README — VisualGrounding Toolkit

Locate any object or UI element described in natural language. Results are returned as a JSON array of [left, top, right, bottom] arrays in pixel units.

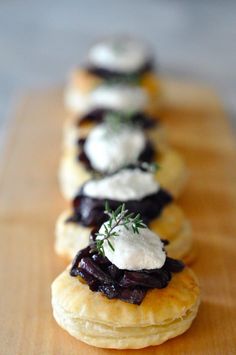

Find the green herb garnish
[[111, 41, 126, 54], [140, 161, 160, 173], [104, 110, 135, 134], [95, 202, 147, 255], [104, 73, 141, 86]]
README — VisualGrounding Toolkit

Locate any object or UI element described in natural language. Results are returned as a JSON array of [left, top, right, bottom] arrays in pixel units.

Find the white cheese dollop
[[65, 84, 148, 115], [83, 168, 159, 201], [84, 124, 146, 173], [88, 37, 150, 73], [97, 222, 166, 270]]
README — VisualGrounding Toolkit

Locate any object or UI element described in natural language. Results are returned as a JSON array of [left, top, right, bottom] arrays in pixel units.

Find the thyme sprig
[[104, 74, 141, 86], [140, 161, 160, 173], [111, 41, 126, 55], [104, 111, 135, 135], [95, 202, 147, 255]]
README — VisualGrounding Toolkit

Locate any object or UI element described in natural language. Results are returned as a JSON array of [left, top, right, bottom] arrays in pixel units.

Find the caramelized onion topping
[[70, 244, 184, 305], [67, 187, 172, 227], [86, 59, 154, 81]]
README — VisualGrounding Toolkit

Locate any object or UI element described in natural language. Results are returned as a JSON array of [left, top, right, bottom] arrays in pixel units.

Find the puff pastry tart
[[55, 168, 193, 263], [52, 206, 200, 349], [59, 121, 187, 199], [64, 36, 162, 116]]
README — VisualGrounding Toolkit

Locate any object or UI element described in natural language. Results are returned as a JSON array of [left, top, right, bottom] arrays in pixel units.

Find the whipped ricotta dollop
[[83, 168, 159, 201], [88, 37, 151, 73], [84, 123, 146, 173], [65, 84, 148, 115], [97, 222, 166, 270]]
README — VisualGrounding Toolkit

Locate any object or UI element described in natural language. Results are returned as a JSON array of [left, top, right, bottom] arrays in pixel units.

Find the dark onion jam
[[77, 109, 159, 129], [77, 136, 156, 173], [67, 188, 173, 227], [70, 244, 184, 305], [86, 59, 154, 81]]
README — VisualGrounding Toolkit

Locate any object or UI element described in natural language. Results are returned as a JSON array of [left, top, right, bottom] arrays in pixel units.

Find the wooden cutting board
[[0, 79, 236, 355]]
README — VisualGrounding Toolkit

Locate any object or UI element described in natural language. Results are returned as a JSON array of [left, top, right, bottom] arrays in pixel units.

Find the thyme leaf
[[103, 110, 135, 135], [95, 202, 147, 255]]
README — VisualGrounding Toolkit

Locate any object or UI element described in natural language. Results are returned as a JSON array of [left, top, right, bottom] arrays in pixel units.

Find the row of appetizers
[[51, 36, 200, 350]]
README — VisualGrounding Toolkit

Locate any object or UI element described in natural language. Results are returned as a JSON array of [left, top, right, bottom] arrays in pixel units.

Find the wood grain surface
[[0, 80, 235, 354]]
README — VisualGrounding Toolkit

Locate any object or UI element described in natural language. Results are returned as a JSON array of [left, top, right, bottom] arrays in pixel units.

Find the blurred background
[[0, 0, 236, 148]]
